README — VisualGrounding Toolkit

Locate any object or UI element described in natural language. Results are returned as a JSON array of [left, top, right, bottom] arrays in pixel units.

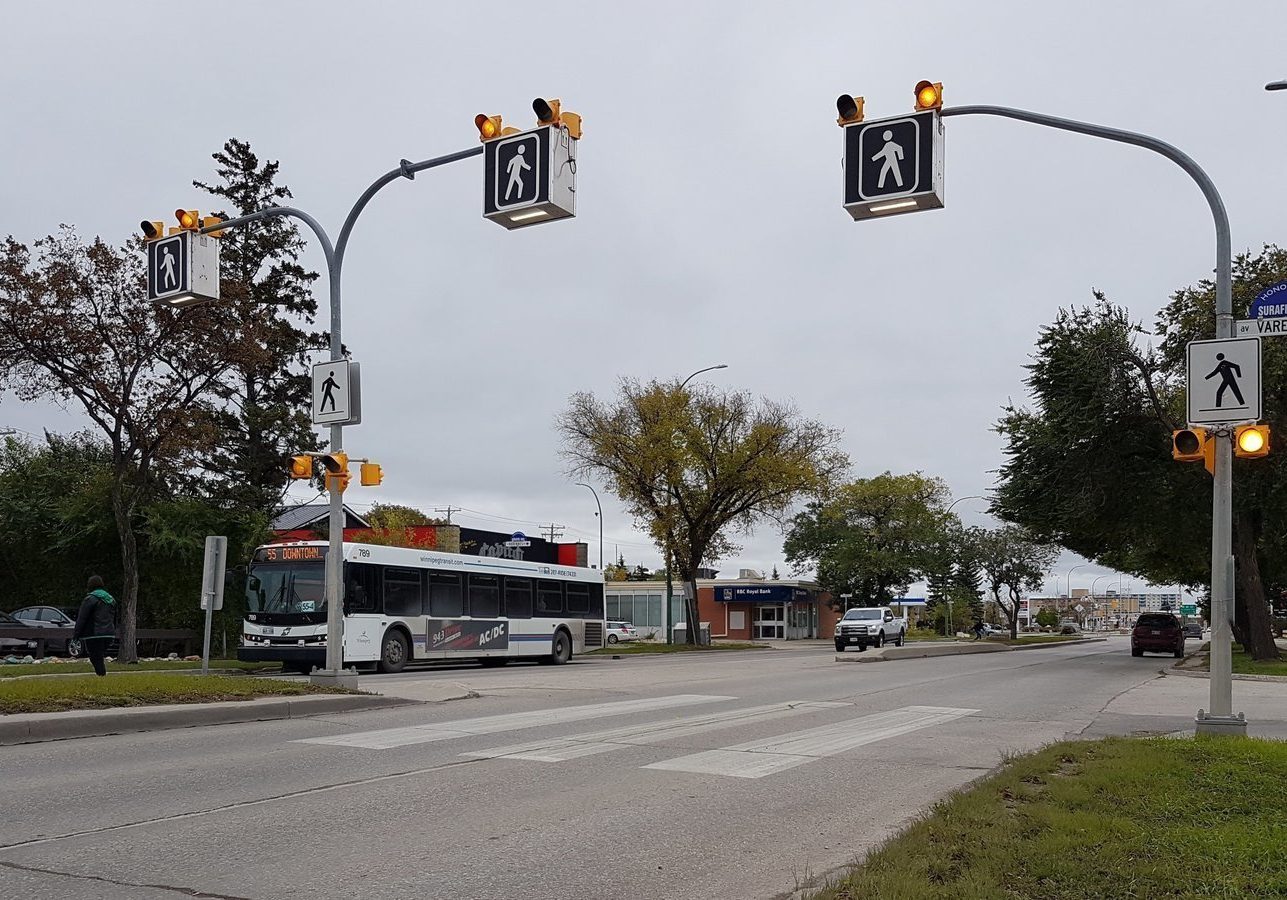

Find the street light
[[1266, 80, 1287, 91], [665, 364, 729, 642], [575, 482, 603, 572], [1066, 564, 1088, 598], [946, 494, 984, 514]]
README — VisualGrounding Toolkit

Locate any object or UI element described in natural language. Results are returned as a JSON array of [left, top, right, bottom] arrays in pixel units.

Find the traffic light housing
[[914, 80, 943, 111], [360, 462, 383, 486], [836, 93, 865, 126], [288, 455, 313, 480], [319, 452, 350, 492], [475, 113, 503, 141], [140, 220, 165, 241], [175, 209, 200, 231], [533, 97, 560, 126], [1173, 427, 1216, 474], [1234, 423, 1271, 459]]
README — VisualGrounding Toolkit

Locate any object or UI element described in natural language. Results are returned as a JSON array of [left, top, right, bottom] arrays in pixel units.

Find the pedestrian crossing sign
[[146, 230, 221, 306], [312, 359, 362, 427], [482, 124, 577, 230], [843, 110, 944, 221], [1186, 336, 1260, 425]]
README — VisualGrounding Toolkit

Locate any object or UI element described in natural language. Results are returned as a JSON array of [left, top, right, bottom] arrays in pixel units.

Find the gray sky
[[3, 1, 1283, 601]]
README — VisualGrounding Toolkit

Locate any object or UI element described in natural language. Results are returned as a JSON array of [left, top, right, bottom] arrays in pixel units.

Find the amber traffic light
[[319, 452, 350, 492], [533, 97, 560, 125], [175, 209, 200, 231], [475, 113, 503, 141], [914, 80, 943, 111], [140, 220, 164, 240], [1173, 427, 1215, 474], [1234, 423, 1270, 458], [360, 462, 384, 486], [836, 93, 865, 125], [288, 455, 312, 480]]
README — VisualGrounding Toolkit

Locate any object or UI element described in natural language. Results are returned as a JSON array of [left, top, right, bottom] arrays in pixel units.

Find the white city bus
[[237, 541, 606, 673]]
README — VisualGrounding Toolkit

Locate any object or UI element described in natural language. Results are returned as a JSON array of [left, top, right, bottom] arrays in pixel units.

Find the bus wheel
[[378, 630, 409, 674], [541, 630, 572, 666]]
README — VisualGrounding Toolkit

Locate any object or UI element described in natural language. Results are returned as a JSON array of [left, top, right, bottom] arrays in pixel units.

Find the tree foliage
[[191, 139, 324, 511], [973, 525, 1060, 638], [559, 378, 847, 641], [993, 247, 1286, 659], [783, 472, 953, 609], [0, 229, 251, 661]]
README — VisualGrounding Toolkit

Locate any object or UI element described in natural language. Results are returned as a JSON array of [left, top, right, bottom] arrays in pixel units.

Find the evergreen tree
[[193, 139, 324, 512]]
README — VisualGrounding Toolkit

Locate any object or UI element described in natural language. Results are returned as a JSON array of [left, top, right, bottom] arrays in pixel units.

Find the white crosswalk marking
[[643, 705, 979, 779], [295, 694, 735, 750], [461, 700, 849, 762]]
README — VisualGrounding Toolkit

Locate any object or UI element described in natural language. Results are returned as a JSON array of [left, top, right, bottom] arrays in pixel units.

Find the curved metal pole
[[575, 482, 603, 571], [946, 494, 983, 514], [941, 104, 1240, 732], [679, 363, 728, 390], [1066, 563, 1088, 597]]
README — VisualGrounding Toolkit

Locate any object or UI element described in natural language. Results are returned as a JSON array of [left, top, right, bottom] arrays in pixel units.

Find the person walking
[[972, 618, 986, 641], [74, 575, 117, 676]]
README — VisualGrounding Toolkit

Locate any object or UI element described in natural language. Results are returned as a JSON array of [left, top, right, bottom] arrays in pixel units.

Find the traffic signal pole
[[200, 146, 483, 689], [938, 105, 1243, 735]]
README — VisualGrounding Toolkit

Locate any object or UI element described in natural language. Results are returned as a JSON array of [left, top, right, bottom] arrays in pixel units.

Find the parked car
[[1058, 620, 1081, 635], [0, 610, 41, 655], [1182, 622, 1204, 640], [10, 605, 81, 657], [1132, 613, 1185, 658], [606, 621, 639, 644], [835, 606, 907, 652]]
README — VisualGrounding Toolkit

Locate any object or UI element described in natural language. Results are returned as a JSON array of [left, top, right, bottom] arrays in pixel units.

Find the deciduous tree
[[973, 525, 1060, 639], [559, 379, 846, 642]]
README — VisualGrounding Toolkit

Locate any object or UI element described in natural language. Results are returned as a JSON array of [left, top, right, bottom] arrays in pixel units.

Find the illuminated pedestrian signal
[[289, 455, 313, 480], [914, 80, 943, 111], [360, 462, 383, 486], [319, 452, 350, 492], [1234, 423, 1270, 458], [836, 93, 865, 125]]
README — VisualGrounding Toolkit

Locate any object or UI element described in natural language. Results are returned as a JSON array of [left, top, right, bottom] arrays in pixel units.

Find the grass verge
[[0, 659, 278, 679], [1193, 644, 1287, 677], [587, 641, 766, 655], [808, 735, 1287, 900], [1, 672, 355, 714]]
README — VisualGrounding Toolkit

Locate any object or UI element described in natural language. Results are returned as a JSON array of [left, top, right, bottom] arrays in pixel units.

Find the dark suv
[[1132, 613, 1185, 658]]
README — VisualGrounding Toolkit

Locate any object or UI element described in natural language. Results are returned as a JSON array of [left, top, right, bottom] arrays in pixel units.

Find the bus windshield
[[246, 563, 327, 616]]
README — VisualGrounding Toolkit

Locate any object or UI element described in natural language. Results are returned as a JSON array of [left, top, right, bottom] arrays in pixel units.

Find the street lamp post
[[194, 147, 484, 687], [665, 364, 728, 642], [945, 494, 984, 514], [937, 104, 1243, 735], [1066, 564, 1088, 598], [1266, 80, 1287, 91], [575, 482, 603, 572]]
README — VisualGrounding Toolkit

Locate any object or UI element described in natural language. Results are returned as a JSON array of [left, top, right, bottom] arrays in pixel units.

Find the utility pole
[[434, 506, 460, 524], [542, 523, 565, 543]]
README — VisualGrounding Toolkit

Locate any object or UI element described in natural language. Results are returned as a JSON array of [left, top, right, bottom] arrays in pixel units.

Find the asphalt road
[[3, 636, 1282, 899]]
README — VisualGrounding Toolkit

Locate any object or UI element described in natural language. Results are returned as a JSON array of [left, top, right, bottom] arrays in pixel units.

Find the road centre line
[[460, 700, 850, 762], [295, 694, 735, 750], [643, 705, 979, 779]]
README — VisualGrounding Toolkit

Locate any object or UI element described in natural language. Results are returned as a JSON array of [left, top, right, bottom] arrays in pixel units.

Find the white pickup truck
[[834, 606, 907, 652]]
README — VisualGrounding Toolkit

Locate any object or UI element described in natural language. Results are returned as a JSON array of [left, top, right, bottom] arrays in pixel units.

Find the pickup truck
[[834, 606, 907, 652]]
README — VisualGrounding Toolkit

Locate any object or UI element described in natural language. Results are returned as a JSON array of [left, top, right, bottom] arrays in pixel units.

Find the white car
[[606, 621, 639, 644]]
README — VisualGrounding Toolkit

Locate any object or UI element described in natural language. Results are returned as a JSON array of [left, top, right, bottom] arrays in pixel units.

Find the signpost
[[146, 230, 221, 307], [483, 125, 578, 229], [198, 535, 227, 676], [503, 530, 532, 548], [1235, 279, 1287, 337], [842, 110, 944, 220], [312, 359, 362, 426], [1186, 337, 1261, 425]]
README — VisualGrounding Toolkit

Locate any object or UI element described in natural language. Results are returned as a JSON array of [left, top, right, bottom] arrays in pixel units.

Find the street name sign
[[312, 359, 362, 426], [842, 110, 944, 220], [504, 530, 532, 548], [1186, 336, 1261, 425], [1236, 318, 1287, 338], [147, 231, 221, 307], [483, 125, 577, 230]]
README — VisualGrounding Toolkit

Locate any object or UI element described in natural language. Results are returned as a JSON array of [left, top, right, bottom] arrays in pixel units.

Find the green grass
[[0, 672, 354, 714], [1195, 645, 1287, 677], [0, 659, 278, 679], [808, 735, 1287, 900], [587, 641, 766, 655]]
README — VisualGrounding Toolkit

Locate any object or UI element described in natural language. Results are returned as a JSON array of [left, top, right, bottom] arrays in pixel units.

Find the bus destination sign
[[255, 545, 327, 563]]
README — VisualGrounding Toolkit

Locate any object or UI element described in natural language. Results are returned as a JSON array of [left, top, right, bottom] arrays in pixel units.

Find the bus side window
[[504, 577, 533, 619], [429, 573, 462, 617], [588, 583, 604, 619], [344, 562, 380, 614], [537, 580, 564, 615], [566, 583, 591, 616], [468, 574, 500, 618], [384, 567, 425, 617]]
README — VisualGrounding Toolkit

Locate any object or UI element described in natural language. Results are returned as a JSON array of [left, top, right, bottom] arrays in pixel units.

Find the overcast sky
[[3, 1, 1283, 601]]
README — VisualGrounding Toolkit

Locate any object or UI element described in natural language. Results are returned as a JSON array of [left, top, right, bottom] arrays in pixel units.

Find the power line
[[433, 506, 460, 524], [542, 522, 565, 543]]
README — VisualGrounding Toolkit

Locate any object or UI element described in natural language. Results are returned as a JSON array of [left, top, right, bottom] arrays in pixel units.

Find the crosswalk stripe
[[295, 694, 736, 750], [642, 705, 979, 779], [461, 700, 850, 762]]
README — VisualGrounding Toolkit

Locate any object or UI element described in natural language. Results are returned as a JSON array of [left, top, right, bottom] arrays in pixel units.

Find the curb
[[835, 637, 1105, 664], [0, 693, 416, 746], [1165, 664, 1287, 683]]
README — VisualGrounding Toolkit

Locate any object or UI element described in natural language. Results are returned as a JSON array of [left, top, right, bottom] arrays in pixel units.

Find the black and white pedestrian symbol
[[1187, 337, 1261, 425], [842, 110, 944, 221], [147, 234, 187, 301], [1205, 354, 1245, 408], [312, 359, 362, 426], [494, 133, 541, 209], [871, 129, 906, 190]]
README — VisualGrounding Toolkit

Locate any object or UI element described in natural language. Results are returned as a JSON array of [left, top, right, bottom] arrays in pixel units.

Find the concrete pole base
[[1194, 710, 1248, 736], [309, 669, 362, 691]]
